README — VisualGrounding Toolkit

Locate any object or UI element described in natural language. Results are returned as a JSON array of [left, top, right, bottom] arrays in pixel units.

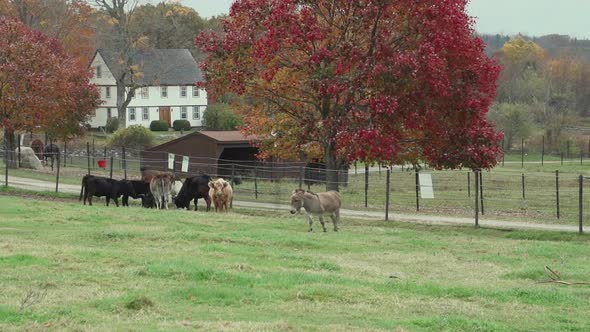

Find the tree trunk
[[324, 142, 341, 192], [3, 130, 17, 168], [116, 79, 127, 130]]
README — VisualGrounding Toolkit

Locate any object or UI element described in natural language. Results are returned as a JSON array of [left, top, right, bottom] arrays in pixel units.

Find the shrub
[[173, 120, 191, 131], [203, 103, 243, 130], [105, 117, 119, 133], [108, 125, 155, 150], [150, 120, 169, 132]]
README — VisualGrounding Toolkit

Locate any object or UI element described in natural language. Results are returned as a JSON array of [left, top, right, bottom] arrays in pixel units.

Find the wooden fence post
[[474, 170, 479, 226], [479, 171, 484, 215], [122, 146, 127, 180], [579, 175, 583, 234], [299, 167, 304, 189], [364, 165, 369, 208], [55, 154, 60, 193], [254, 167, 258, 199], [109, 155, 114, 179], [415, 169, 420, 212], [385, 167, 391, 221], [556, 170, 560, 219], [467, 172, 471, 197], [86, 142, 90, 175]]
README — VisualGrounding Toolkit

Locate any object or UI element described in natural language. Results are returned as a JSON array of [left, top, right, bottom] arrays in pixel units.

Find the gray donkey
[[290, 189, 341, 232]]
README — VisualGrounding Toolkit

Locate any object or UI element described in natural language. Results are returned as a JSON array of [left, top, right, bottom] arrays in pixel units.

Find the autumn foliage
[[0, 17, 100, 144], [196, 0, 502, 188]]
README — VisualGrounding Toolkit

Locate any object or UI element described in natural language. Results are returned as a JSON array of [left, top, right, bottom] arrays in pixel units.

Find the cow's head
[[290, 189, 306, 214], [209, 179, 229, 197]]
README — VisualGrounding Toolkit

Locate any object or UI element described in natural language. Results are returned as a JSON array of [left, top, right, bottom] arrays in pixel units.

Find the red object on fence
[[97, 159, 107, 168]]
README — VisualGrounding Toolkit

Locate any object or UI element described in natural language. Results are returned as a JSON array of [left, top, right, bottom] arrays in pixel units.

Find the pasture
[[1, 195, 590, 331]]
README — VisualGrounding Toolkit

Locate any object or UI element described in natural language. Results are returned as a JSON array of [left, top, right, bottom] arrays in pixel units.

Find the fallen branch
[[537, 266, 590, 286]]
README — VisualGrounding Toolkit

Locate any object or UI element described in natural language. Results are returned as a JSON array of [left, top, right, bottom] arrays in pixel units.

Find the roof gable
[[96, 48, 202, 86]]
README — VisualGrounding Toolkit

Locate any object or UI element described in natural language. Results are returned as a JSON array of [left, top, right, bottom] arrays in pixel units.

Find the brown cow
[[208, 178, 233, 213]]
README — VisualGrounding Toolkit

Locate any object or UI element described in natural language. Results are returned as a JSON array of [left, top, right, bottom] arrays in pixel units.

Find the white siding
[[88, 51, 208, 129]]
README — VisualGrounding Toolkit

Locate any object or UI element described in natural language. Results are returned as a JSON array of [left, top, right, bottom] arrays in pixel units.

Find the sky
[[179, 0, 590, 39]]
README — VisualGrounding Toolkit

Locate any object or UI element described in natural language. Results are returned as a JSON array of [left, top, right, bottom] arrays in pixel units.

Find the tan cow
[[208, 178, 233, 213]]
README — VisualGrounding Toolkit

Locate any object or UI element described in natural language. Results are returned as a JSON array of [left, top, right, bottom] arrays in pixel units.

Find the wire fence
[[1, 146, 589, 232]]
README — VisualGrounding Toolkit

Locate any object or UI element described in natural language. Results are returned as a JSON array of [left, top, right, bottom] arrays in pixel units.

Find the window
[[180, 106, 187, 120], [140, 87, 149, 99], [107, 108, 112, 119], [129, 107, 136, 121], [142, 107, 149, 121], [180, 86, 187, 98], [161, 86, 168, 98], [192, 86, 199, 97], [192, 106, 200, 120], [105, 86, 111, 98], [96, 65, 102, 78]]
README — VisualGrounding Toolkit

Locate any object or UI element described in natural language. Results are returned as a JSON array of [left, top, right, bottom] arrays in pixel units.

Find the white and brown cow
[[149, 173, 175, 209], [208, 178, 233, 213]]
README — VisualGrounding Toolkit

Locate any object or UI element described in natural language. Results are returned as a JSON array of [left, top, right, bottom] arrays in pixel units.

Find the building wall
[[88, 53, 207, 129]]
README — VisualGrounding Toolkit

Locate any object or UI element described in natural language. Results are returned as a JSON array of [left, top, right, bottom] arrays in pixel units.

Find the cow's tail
[[79, 176, 86, 201]]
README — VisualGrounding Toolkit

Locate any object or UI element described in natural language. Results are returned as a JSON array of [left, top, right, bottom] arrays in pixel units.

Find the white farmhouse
[[88, 48, 207, 129]]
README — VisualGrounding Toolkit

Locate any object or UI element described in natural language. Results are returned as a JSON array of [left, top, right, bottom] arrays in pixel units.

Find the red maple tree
[[196, 0, 502, 190], [0, 17, 100, 165]]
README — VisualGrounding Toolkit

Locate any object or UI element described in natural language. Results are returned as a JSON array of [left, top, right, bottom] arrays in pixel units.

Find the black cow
[[79, 175, 136, 207], [174, 175, 212, 211], [123, 180, 152, 207], [43, 144, 60, 168]]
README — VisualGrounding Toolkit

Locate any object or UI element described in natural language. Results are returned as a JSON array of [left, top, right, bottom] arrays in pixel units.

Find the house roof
[[96, 48, 202, 85]]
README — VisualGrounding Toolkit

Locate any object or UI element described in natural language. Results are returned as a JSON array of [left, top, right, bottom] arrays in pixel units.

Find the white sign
[[181, 156, 189, 173], [419, 173, 434, 199], [168, 153, 175, 170]]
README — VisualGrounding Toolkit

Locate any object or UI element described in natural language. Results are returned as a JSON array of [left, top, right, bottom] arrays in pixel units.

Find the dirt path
[[0, 175, 583, 233]]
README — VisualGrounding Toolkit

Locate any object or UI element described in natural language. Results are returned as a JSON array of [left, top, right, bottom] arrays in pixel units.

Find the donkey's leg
[[331, 210, 340, 232], [306, 213, 314, 232], [318, 216, 327, 232]]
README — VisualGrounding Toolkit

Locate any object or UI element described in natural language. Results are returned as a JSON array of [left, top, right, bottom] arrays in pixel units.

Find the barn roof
[[146, 130, 257, 152], [198, 131, 257, 143], [96, 48, 202, 85]]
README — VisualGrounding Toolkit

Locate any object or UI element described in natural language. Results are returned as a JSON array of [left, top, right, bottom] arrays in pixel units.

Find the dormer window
[[96, 65, 102, 78]]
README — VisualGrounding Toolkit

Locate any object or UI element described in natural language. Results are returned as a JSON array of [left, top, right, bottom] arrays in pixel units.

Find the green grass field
[[1, 195, 590, 331]]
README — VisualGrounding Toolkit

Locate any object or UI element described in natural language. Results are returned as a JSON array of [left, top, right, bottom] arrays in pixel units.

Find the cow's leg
[[88, 194, 93, 206], [106, 195, 110, 206], [318, 216, 327, 232], [194, 198, 198, 211], [205, 196, 211, 212], [113, 196, 119, 207], [306, 214, 314, 232], [331, 211, 339, 232]]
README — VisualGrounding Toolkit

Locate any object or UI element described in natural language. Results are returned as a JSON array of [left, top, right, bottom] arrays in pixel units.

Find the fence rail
[[1, 147, 589, 233]]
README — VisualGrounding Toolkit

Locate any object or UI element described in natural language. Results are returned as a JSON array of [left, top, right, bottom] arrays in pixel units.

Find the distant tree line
[[481, 34, 590, 154]]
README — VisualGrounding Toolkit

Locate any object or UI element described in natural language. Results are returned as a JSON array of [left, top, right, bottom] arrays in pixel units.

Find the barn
[[140, 130, 348, 184]]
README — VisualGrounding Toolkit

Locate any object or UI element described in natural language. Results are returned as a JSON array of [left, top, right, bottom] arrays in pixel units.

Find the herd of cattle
[[79, 168, 343, 232], [79, 168, 237, 212]]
